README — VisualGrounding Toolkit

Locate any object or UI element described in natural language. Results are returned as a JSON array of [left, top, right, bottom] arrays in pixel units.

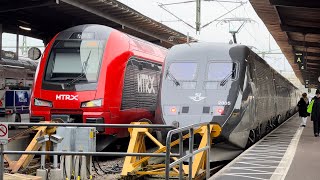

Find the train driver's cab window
[[207, 62, 236, 81], [205, 62, 237, 89], [44, 40, 103, 84], [166, 62, 197, 89]]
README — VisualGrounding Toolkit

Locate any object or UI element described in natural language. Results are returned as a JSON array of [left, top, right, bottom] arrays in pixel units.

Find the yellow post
[[121, 122, 148, 176], [121, 122, 221, 179], [190, 124, 221, 178], [11, 126, 47, 173]]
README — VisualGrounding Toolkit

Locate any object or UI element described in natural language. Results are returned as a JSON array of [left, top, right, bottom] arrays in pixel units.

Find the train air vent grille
[[203, 107, 210, 114], [182, 106, 189, 113]]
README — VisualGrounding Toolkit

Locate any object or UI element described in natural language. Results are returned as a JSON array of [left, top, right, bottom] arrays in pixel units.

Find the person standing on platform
[[311, 89, 320, 137], [297, 93, 309, 127]]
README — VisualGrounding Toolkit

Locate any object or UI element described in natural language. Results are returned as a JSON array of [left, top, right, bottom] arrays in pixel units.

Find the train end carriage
[[30, 24, 167, 147], [156, 42, 299, 161]]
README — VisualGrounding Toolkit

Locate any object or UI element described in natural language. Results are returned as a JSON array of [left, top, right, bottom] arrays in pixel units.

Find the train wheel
[[265, 121, 272, 134], [277, 115, 281, 125], [246, 129, 256, 148], [255, 126, 261, 141]]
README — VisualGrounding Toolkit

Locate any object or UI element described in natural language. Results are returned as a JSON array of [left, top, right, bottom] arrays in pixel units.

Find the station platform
[[210, 114, 320, 180]]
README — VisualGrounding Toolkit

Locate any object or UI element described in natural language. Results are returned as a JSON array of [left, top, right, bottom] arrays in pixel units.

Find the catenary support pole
[[0, 144, 4, 180], [0, 24, 2, 61]]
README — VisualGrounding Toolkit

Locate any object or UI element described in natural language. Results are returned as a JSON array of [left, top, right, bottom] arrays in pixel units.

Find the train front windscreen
[[42, 39, 104, 91]]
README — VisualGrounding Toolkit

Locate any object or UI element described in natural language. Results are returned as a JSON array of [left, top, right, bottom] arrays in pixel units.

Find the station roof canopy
[[250, 0, 320, 87], [0, 0, 193, 48]]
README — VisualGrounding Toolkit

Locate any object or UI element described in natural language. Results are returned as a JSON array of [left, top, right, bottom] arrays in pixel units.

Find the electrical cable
[[87, 165, 92, 179], [63, 156, 68, 180], [92, 159, 102, 176], [96, 160, 122, 174], [78, 156, 82, 180]]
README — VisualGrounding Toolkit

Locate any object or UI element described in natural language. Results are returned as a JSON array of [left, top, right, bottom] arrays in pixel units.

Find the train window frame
[[205, 61, 239, 82], [165, 61, 199, 82], [42, 39, 105, 83]]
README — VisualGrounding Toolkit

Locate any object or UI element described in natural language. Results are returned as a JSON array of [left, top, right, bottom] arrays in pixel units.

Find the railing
[[165, 122, 212, 180], [0, 122, 216, 180]]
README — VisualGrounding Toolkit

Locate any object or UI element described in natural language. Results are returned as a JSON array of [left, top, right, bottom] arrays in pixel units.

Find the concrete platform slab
[[284, 119, 320, 180], [210, 114, 303, 180]]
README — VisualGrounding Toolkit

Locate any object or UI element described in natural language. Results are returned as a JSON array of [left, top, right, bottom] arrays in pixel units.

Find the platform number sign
[[295, 53, 304, 64], [0, 123, 8, 144], [305, 80, 309, 88], [295, 53, 306, 70]]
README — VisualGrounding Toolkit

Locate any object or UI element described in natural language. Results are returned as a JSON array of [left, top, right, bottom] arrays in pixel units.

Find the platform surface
[[284, 118, 320, 180], [210, 114, 318, 180]]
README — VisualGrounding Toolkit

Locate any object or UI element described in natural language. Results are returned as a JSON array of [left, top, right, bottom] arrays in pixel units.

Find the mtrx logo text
[[137, 74, 156, 94], [56, 94, 79, 101]]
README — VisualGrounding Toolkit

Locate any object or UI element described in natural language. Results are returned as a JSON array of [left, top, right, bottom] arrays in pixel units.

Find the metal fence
[[165, 123, 211, 180], [0, 122, 213, 180]]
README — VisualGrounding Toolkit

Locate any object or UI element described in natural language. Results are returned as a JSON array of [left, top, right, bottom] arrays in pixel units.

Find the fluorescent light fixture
[[19, 26, 31, 31]]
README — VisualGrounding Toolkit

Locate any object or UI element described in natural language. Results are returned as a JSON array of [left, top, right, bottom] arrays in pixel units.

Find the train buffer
[[121, 122, 221, 179]]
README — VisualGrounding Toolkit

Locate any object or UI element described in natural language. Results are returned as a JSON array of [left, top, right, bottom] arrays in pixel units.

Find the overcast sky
[[1, 0, 302, 86], [118, 0, 293, 71], [119, 0, 304, 87]]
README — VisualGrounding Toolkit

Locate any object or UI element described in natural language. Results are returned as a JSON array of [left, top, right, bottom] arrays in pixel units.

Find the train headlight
[[217, 108, 224, 114], [164, 106, 179, 115], [81, 99, 102, 108], [213, 106, 224, 116], [34, 98, 52, 107]]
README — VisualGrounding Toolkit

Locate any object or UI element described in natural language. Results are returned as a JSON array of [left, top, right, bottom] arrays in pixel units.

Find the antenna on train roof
[[187, 32, 190, 44]]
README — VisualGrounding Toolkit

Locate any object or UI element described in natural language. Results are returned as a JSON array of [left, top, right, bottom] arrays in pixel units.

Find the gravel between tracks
[[90, 147, 161, 180]]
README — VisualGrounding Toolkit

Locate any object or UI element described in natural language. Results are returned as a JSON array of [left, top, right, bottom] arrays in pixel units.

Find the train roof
[[56, 24, 168, 60], [166, 42, 298, 89], [0, 57, 38, 71], [166, 42, 244, 61]]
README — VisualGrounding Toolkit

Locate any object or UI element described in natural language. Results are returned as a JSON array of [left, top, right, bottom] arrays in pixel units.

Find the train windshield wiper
[[166, 69, 180, 86], [220, 70, 235, 86], [67, 50, 92, 86]]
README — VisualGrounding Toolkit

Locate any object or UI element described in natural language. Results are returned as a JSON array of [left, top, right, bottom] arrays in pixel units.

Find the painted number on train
[[218, 101, 231, 105], [137, 74, 156, 94]]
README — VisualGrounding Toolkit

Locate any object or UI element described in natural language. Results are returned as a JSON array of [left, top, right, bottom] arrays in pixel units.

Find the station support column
[[16, 29, 19, 59], [0, 24, 2, 60], [0, 143, 4, 180]]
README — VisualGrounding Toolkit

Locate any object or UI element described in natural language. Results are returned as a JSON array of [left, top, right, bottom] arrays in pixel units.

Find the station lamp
[[19, 25, 31, 31]]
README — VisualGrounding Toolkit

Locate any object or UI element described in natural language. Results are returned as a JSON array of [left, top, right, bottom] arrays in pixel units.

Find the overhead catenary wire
[[158, 0, 247, 32], [217, 1, 265, 50], [201, 1, 246, 29]]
